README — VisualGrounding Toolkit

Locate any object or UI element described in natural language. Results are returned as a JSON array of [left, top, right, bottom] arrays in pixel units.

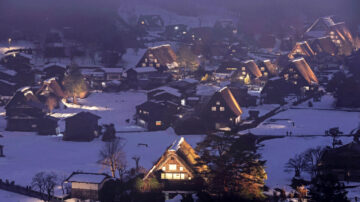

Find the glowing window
[[162, 166, 166, 171], [261, 67, 265, 71], [173, 173, 181, 179], [161, 173, 165, 179], [264, 72, 268, 76], [211, 106, 216, 111], [220, 107, 225, 111], [165, 173, 173, 179], [181, 173, 185, 179], [180, 167, 184, 171], [216, 101, 220, 105], [156, 63, 160, 68], [156, 121, 162, 126], [242, 71, 246, 75], [242, 67, 246, 71], [169, 164, 177, 171]]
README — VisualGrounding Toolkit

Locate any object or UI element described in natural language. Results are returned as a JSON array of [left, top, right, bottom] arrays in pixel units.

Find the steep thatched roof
[[262, 60, 278, 76], [36, 77, 66, 98], [310, 36, 337, 55], [143, 137, 207, 180], [292, 58, 318, 85], [288, 41, 315, 59], [219, 87, 242, 116], [137, 44, 177, 68], [244, 60, 262, 78]]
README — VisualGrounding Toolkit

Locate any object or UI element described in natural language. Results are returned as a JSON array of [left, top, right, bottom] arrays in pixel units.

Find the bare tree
[[31, 172, 58, 201], [285, 154, 307, 177], [99, 138, 126, 178], [304, 146, 325, 177]]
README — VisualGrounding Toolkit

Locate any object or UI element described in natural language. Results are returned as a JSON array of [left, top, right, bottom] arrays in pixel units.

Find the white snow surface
[[0, 189, 41, 202]]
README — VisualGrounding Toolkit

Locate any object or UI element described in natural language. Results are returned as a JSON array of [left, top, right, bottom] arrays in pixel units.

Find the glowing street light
[[8, 38, 12, 48]]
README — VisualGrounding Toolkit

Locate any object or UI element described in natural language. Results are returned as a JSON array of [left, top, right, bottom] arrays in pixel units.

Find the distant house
[[43, 63, 67, 80], [143, 137, 207, 190], [304, 16, 355, 56], [280, 57, 319, 94], [319, 137, 360, 182], [136, 44, 178, 71], [64, 112, 101, 141], [147, 86, 183, 106], [36, 77, 66, 111], [168, 78, 198, 97], [309, 36, 338, 56], [5, 87, 58, 134], [138, 15, 165, 31], [135, 101, 178, 131], [261, 77, 291, 104], [126, 67, 171, 90], [0, 52, 31, 67], [202, 87, 242, 131], [288, 41, 316, 60], [228, 85, 257, 107], [257, 60, 278, 78], [65, 172, 112, 201], [102, 68, 123, 81], [231, 60, 263, 85]]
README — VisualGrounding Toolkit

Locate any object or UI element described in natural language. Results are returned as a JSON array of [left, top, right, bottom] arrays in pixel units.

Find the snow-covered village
[[0, 0, 360, 201]]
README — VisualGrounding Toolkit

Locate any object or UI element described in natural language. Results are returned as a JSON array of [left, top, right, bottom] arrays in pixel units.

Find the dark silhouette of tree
[[99, 138, 126, 178], [285, 154, 307, 178], [196, 133, 267, 201], [309, 173, 349, 202], [31, 171, 58, 201]]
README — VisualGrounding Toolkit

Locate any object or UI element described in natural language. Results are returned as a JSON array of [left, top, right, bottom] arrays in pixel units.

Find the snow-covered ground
[[0, 189, 40, 202], [250, 108, 360, 136], [259, 136, 353, 190], [51, 91, 147, 131]]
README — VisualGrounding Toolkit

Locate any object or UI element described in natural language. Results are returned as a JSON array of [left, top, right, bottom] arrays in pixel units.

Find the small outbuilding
[[64, 112, 101, 141]]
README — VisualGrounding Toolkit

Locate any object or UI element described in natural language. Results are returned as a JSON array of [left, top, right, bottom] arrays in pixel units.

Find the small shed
[[65, 172, 111, 201], [64, 112, 101, 141]]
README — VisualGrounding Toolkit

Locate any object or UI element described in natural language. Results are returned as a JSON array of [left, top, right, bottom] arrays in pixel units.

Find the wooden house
[[135, 101, 178, 131], [137, 44, 178, 71], [280, 58, 319, 94], [126, 67, 171, 90], [43, 63, 67, 80], [231, 60, 263, 85], [214, 61, 241, 81], [0, 52, 31, 67], [304, 16, 355, 56], [257, 60, 278, 78], [228, 85, 257, 107], [65, 172, 112, 201], [143, 137, 207, 190], [138, 15, 165, 31], [168, 78, 198, 97], [64, 112, 101, 141], [309, 36, 338, 56], [261, 77, 292, 104], [36, 77, 66, 111], [102, 68, 123, 81], [148, 86, 183, 106], [288, 41, 316, 60], [319, 137, 360, 182], [202, 87, 242, 131]]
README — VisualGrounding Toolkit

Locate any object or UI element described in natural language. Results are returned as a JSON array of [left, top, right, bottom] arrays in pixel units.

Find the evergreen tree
[[63, 66, 88, 104], [309, 173, 349, 202], [196, 133, 267, 201]]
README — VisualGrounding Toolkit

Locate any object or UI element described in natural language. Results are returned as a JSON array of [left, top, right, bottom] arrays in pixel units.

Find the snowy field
[[250, 108, 360, 136], [259, 136, 354, 189], [0, 189, 40, 202]]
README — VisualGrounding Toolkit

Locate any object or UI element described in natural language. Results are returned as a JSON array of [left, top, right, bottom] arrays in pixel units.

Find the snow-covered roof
[[181, 78, 198, 84], [169, 137, 184, 151], [0, 79, 15, 86], [101, 68, 124, 73], [66, 173, 109, 184], [131, 67, 157, 73], [44, 63, 67, 69], [0, 67, 17, 76], [151, 86, 181, 97]]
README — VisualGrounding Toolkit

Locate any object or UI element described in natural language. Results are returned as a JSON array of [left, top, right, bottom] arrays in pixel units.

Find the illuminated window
[[211, 106, 216, 111], [142, 63, 146, 67], [242, 67, 246, 71], [284, 74, 289, 80], [216, 101, 220, 105], [141, 21, 145, 25], [156, 121, 162, 126], [293, 81, 297, 85], [154, 59, 158, 63], [169, 164, 177, 171], [220, 107, 225, 111], [181, 173, 185, 179], [239, 76, 244, 80], [264, 72, 268, 76], [162, 166, 166, 171], [161, 173, 165, 179], [156, 63, 160, 68], [242, 71, 246, 75], [165, 173, 173, 179], [180, 167, 184, 171], [173, 173, 181, 179], [260, 67, 265, 71]]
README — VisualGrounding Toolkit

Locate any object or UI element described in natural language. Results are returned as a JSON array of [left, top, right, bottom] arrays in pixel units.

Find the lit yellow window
[[220, 107, 225, 111], [180, 167, 184, 171], [156, 121, 162, 126], [211, 106, 216, 111], [169, 164, 177, 171]]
